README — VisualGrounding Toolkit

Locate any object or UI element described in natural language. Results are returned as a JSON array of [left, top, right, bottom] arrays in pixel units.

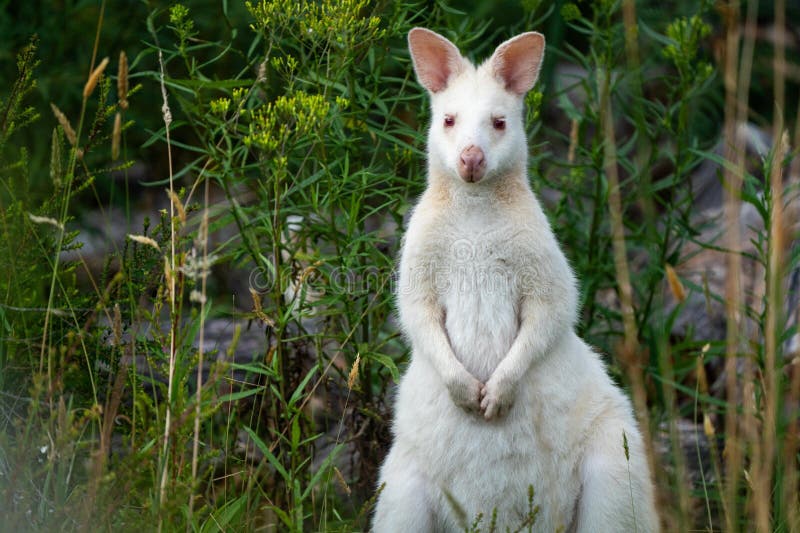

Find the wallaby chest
[[433, 197, 528, 264], [423, 203, 527, 378]]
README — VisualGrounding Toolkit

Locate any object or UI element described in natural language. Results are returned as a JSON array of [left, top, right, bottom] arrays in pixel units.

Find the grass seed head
[[112, 112, 122, 160], [50, 103, 77, 146], [83, 57, 109, 99], [167, 189, 186, 223], [50, 128, 63, 187], [348, 353, 361, 390], [117, 51, 129, 110], [28, 213, 64, 230], [128, 234, 161, 251], [665, 263, 686, 302], [703, 413, 716, 439], [333, 466, 351, 495]]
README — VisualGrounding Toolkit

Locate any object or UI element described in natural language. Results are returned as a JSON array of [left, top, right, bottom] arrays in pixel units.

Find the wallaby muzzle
[[459, 145, 486, 183]]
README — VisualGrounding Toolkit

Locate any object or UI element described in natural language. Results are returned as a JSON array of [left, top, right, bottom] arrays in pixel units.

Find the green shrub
[[1, 0, 798, 531]]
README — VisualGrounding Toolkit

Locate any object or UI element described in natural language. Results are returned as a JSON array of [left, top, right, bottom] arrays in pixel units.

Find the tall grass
[[0, 0, 798, 531]]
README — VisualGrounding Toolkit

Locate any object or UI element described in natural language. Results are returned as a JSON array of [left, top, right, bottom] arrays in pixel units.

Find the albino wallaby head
[[408, 28, 544, 185]]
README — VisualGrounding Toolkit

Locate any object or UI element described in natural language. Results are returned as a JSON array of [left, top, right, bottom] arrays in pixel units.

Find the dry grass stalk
[[598, 68, 637, 373], [786, 4, 800, 522], [163, 256, 173, 289], [190, 174, 211, 523], [696, 344, 731, 525], [719, 0, 748, 524], [786, 350, 800, 532], [83, 56, 109, 99], [772, 0, 785, 129], [117, 51, 129, 110], [784, 122, 800, 533], [621, 0, 640, 70], [657, 340, 692, 528], [620, 0, 655, 224], [734, 1, 765, 529], [111, 112, 121, 160], [793, 93, 800, 185], [50, 103, 77, 147], [156, 46, 177, 529], [756, 128, 789, 533], [566, 118, 579, 164], [597, 67, 664, 526], [768, 5, 792, 518]]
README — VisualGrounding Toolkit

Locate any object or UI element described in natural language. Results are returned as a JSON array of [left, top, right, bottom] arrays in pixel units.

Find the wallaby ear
[[489, 32, 545, 95], [408, 28, 466, 93]]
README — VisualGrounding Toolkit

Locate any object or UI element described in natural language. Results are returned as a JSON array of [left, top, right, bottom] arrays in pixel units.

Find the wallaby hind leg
[[573, 424, 659, 533], [373, 451, 436, 533]]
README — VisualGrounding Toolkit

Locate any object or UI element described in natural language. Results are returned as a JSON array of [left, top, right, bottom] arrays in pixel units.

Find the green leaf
[[243, 426, 289, 483], [230, 362, 277, 377], [268, 505, 292, 528], [288, 366, 317, 408], [301, 443, 344, 501], [365, 352, 400, 382], [215, 385, 265, 404], [200, 495, 247, 533]]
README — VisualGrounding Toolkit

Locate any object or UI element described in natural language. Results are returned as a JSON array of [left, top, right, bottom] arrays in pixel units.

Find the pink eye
[[444, 115, 455, 127], [493, 118, 506, 131]]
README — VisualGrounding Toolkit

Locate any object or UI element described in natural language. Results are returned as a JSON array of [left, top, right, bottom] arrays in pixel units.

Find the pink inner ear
[[408, 28, 464, 93], [492, 33, 545, 95]]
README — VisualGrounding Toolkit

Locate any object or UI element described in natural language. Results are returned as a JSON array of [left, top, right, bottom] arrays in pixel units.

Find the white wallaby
[[372, 28, 659, 532]]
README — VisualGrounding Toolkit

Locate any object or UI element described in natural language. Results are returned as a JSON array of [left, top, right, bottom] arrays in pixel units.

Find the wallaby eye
[[493, 117, 506, 131], [444, 115, 455, 128]]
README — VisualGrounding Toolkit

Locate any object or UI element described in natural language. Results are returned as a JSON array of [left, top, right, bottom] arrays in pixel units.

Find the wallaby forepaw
[[480, 377, 514, 420], [446, 372, 483, 414]]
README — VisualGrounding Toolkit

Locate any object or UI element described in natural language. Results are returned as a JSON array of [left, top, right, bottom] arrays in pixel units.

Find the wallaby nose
[[458, 145, 486, 183]]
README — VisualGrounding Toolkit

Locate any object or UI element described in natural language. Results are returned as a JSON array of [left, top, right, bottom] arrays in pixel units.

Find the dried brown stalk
[[597, 66, 663, 526], [719, 0, 747, 526]]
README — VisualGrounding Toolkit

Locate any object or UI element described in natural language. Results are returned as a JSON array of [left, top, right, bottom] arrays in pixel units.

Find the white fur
[[373, 28, 659, 532]]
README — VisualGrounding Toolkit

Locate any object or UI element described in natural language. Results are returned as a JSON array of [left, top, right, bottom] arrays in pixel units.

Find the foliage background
[[1, 0, 799, 531]]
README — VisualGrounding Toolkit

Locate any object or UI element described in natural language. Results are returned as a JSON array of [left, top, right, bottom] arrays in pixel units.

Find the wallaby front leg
[[399, 294, 483, 413], [481, 292, 572, 420]]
